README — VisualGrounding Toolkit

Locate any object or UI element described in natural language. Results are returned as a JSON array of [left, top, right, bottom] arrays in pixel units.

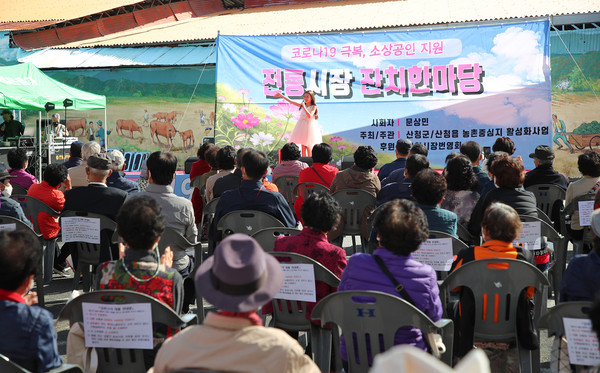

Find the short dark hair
[[204, 146, 220, 169], [197, 142, 214, 159], [146, 151, 177, 185], [482, 202, 522, 242], [409, 143, 428, 157], [301, 191, 342, 232], [492, 137, 515, 155], [7, 148, 28, 170], [405, 154, 430, 178], [312, 143, 333, 164], [354, 146, 378, 170], [280, 143, 301, 161], [43, 164, 68, 187], [70, 142, 83, 158], [411, 168, 447, 205], [460, 141, 482, 162], [117, 196, 165, 251], [236, 148, 250, 168], [217, 146, 236, 170], [491, 153, 524, 188], [0, 230, 42, 291], [578, 151, 600, 177], [374, 199, 429, 255], [485, 152, 502, 174], [445, 155, 479, 191], [242, 149, 269, 179]]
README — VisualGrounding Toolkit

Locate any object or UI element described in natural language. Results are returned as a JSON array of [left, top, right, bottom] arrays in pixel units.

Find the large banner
[[215, 21, 551, 168]]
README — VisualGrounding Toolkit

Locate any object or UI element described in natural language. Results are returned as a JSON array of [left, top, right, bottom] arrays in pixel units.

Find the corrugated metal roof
[[50, 0, 600, 48], [0, 0, 146, 23], [16, 45, 216, 67]]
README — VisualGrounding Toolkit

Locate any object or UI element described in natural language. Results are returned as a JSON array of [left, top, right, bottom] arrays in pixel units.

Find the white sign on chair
[[61, 217, 101, 244]]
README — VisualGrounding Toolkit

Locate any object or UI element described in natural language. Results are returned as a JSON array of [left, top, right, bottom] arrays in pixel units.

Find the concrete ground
[[43, 236, 562, 372]]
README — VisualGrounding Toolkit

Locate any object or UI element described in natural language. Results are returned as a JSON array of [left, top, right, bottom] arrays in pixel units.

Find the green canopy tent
[[0, 62, 107, 177]]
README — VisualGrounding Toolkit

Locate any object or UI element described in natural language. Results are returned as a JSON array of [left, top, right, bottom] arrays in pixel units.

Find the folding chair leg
[[310, 324, 332, 373], [43, 239, 57, 284], [517, 344, 534, 373], [36, 270, 45, 308]]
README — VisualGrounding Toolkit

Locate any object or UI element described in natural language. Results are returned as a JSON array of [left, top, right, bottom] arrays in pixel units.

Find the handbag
[[516, 292, 540, 350], [373, 255, 446, 357]]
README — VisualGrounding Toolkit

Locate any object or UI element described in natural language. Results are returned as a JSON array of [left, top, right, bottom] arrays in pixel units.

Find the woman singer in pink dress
[[275, 90, 322, 157]]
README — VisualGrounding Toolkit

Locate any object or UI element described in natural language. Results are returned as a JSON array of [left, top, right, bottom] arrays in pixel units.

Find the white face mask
[[2, 183, 12, 197]]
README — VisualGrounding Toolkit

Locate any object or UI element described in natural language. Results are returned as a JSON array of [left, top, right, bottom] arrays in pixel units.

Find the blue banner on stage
[[215, 21, 551, 168]]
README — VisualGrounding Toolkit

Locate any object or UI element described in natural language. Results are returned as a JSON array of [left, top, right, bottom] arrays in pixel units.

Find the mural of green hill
[[551, 51, 600, 92]]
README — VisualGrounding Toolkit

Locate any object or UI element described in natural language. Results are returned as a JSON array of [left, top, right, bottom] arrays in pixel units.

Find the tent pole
[[38, 111, 42, 180], [104, 109, 107, 151]]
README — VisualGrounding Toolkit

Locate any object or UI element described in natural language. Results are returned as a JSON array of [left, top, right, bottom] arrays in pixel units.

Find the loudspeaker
[[341, 155, 354, 170], [185, 157, 199, 174]]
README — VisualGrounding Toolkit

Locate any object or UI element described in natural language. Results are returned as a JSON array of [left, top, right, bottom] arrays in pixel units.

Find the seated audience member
[[210, 149, 296, 242], [7, 148, 36, 190], [92, 196, 183, 369], [560, 208, 600, 302], [492, 136, 516, 155], [151, 234, 320, 373], [199, 145, 220, 189], [412, 168, 457, 237], [377, 138, 412, 181], [381, 142, 428, 187], [294, 143, 338, 220], [27, 164, 71, 271], [68, 141, 101, 187], [205, 145, 236, 202], [138, 151, 197, 277], [0, 230, 62, 372], [60, 154, 128, 264], [272, 142, 309, 180], [265, 191, 346, 321], [565, 150, 600, 251], [338, 199, 442, 361], [468, 153, 537, 240], [190, 142, 214, 223], [106, 149, 139, 195], [376, 154, 429, 205], [0, 166, 32, 228], [451, 202, 536, 359], [590, 298, 600, 373], [212, 147, 249, 199], [523, 145, 569, 190], [460, 141, 489, 194], [62, 141, 83, 169], [330, 145, 380, 196], [441, 154, 480, 226]]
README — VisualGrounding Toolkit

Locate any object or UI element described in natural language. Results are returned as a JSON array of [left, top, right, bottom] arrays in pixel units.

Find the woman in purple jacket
[[338, 199, 443, 360]]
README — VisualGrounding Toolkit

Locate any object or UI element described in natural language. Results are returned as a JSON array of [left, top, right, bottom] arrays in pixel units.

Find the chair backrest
[[331, 189, 376, 235], [560, 194, 596, 246], [427, 230, 469, 256], [200, 197, 220, 231], [216, 210, 284, 238], [440, 258, 549, 341], [10, 183, 28, 196], [311, 290, 453, 372], [60, 211, 117, 266], [536, 207, 553, 226], [158, 226, 203, 273], [538, 301, 593, 338], [0, 353, 29, 373], [456, 223, 477, 245], [273, 176, 299, 207], [525, 184, 566, 219], [167, 370, 223, 373], [190, 175, 203, 191], [251, 227, 301, 252], [294, 182, 330, 201], [58, 289, 193, 373], [11, 195, 60, 235], [270, 252, 340, 331]]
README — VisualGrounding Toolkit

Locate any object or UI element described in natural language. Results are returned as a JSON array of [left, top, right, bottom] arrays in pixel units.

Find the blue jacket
[[381, 167, 406, 187], [376, 178, 413, 205], [560, 251, 600, 302], [378, 157, 406, 181], [0, 300, 62, 372], [107, 171, 139, 195], [417, 203, 458, 237], [338, 248, 443, 357]]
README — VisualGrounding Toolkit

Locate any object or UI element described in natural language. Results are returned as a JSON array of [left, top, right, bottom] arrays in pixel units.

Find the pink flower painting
[[270, 100, 301, 121], [232, 113, 260, 130]]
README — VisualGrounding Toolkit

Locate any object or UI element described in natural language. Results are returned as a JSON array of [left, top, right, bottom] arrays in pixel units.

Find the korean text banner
[[215, 21, 551, 168]]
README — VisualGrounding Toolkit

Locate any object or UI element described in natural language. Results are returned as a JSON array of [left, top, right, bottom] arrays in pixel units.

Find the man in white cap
[[151, 234, 319, 373], [106, 149, 139, 195]]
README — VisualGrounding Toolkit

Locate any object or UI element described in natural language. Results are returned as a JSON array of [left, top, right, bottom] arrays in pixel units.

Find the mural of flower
[[330, 136, 342, 142], [263, 116, 272, 123], [238, 88, 250, 95], [270, 100, 300, 121], [235, 145, 241, 149], [275, 122, 283, 127], [250, 132, 275, 146], [217, 95, 226, 101], [232, 113, 260, 130], [337, 144, 347, 150], [282, 132, 291, 139], [222, 103, 237, 113], [234, 133, 248, 142], [240, 105, 248, 112], [352, 145, 358, 149]]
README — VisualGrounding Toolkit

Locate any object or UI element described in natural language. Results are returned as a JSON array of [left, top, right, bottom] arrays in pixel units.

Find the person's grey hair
[[107, 150, 125, 171], [82, 141, 101, 161], [88, 167, 110, 179], [535, 158, 553, 166]]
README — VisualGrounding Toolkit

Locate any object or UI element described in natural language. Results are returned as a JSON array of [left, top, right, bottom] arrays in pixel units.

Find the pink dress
[[288, 105, 322, 148]]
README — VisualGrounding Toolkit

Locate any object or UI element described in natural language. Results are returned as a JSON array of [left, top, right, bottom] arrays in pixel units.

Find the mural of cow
[[116, 119, 143, 139], [179, 129, 194, 148], [150, 120, 177, 147], [66, 118, 88, 137]]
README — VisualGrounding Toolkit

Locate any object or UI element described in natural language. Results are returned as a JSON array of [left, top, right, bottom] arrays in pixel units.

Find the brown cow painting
[[116, 119, 143, 139], [150, 120, 177, 147], [179, 130, 194, 148], [66, 118, 88, 137]]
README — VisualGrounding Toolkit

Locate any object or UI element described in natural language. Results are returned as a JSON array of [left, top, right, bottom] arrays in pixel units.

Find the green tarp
[[0, 62, 106, 111]]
